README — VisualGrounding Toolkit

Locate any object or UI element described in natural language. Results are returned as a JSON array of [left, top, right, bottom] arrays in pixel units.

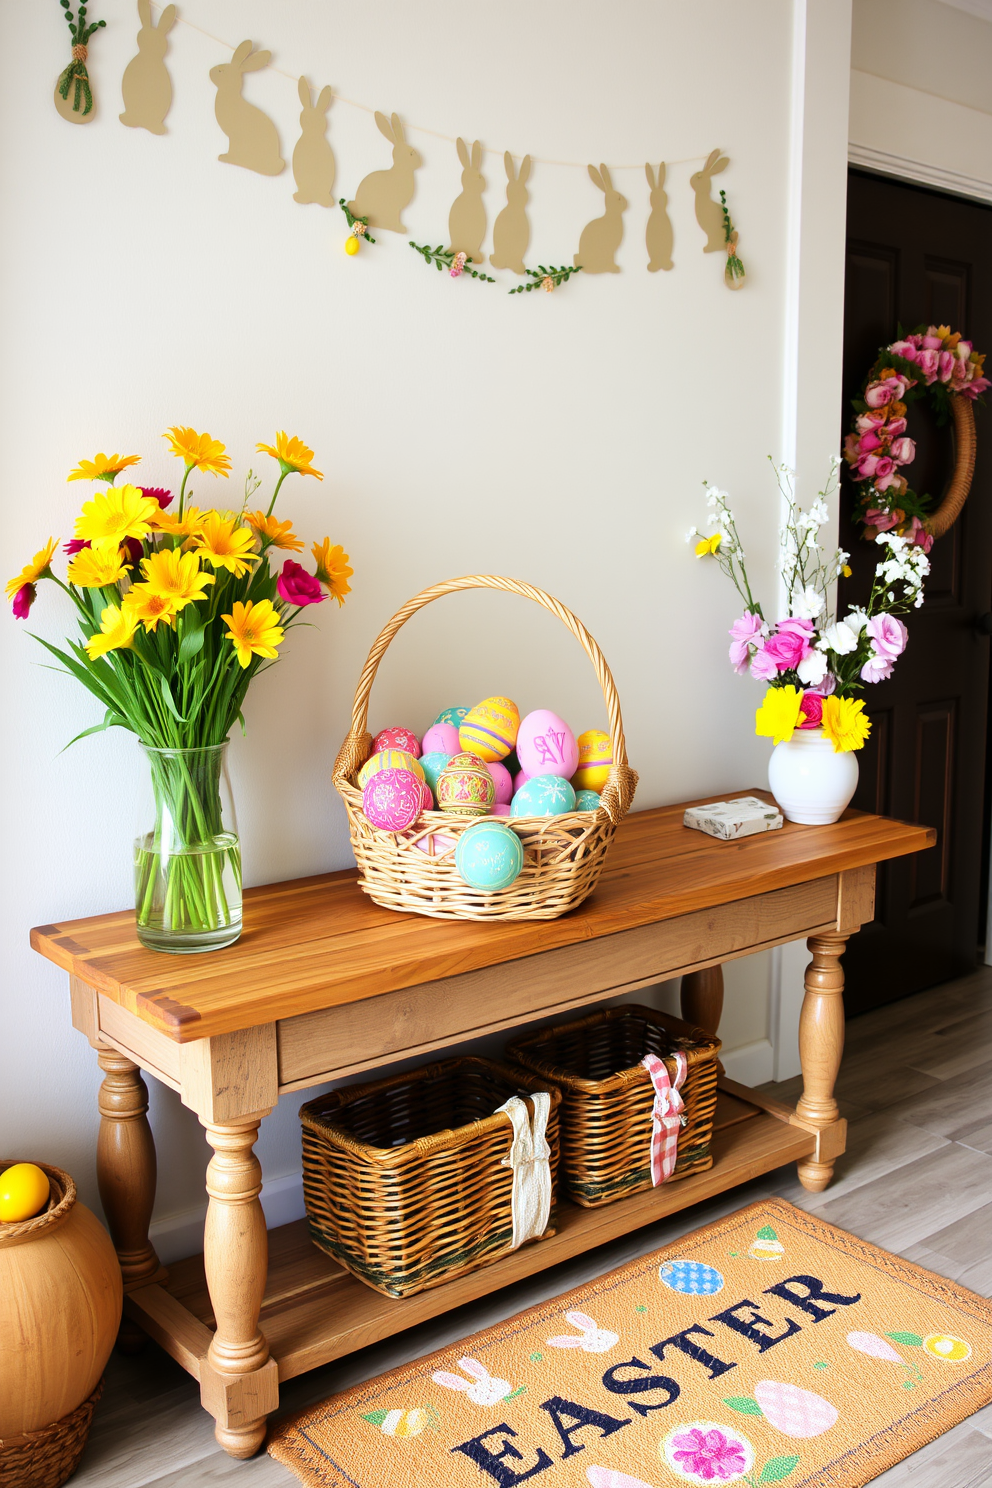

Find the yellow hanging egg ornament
[[345, 234, 361, 256]]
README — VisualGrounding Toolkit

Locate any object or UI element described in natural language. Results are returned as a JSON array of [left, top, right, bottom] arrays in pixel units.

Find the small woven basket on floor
[[332, 575, 638, 921], [0, 1382, 102, 1488], [300, 1057, 562, 1298], [507, 1005, 721, 1208]]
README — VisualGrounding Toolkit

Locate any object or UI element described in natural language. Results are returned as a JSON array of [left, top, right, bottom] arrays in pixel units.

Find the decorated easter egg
[[658, 1259, 724, 1295], [486, 759, 514, 805], [575, 790, 602, 811], [422, 722, 461, 756], [459, 696, 520, 762], [455, 820, 525, 891], [419, 750, 454, 799], [362, 1407, 432, 1437], [512, 774, 576, 818], [362, 768, 426, 832], [513, 769, 531, 795], [436, 752, 496, 815], [434, 705, 470, 728], [517, 709, 579, 779], [413, 831, 458, 857], [491, 803, 511, 817], [753, 1380, 838, 1438], [372, 726, 421, 758], [572, 729, 613, 792], [924, 1333, 972, 1362], [358, 749, 425, 789]]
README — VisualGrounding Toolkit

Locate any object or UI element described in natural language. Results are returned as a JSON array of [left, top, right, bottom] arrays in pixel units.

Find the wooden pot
[[0, 1162, 121, 1440]]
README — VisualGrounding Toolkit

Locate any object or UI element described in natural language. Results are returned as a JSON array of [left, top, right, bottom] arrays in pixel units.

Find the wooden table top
[[31, 794, 934, 1043]]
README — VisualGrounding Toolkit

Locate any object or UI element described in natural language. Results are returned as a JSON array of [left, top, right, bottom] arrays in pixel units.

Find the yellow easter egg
[[924, 1333, 971, 1362], [572, 729, 613, 792], [345, 235, 361, 255], [358, 749, 425, 789], [0, 1162, 51, 1223], [459, 697, 519, 762]]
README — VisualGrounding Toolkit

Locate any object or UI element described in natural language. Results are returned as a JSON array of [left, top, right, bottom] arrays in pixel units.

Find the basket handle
[[334, 575, 636, 824]]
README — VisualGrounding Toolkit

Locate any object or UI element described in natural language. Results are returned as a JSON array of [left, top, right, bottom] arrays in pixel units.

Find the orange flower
[[311, 539, 352, 607], [163, 426, 231, 477], [67, 453, 141, 484], [256, 432, 323, 480], [243, 510, 304, 551]]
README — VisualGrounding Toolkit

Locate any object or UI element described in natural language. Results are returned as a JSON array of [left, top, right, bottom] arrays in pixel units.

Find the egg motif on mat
[[434, 705, 470, 728], [575, 789, 602, 811], [436, 752, 496, 815], [455, 820, 525, 891], [419, 751, 453, 800], [459, 696, 520, 762], [586, 1470, 658, 1488], [362, 767, 427, 832], [372, 726, 421, 758], [517, 709, 579, 779], [422, 722, 461, 756], [486, 759, 514, 805], [511, 774, 576, 817], [658, 1259, 724, 1295], [0, 1162, 51, 1223], [572, 729, 613, 792], [358, 749, 425, 789]]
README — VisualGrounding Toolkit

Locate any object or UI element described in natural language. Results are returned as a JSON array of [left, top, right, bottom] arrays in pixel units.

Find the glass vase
[[134, 743, 242, 954]]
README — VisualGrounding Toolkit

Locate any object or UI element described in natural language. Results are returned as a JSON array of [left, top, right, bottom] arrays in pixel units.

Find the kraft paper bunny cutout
[[448, 138, 487, 262], [209, 40, 285, 177], [119, 0, 176, 135], [432, 1358, 514, 1406], [690, 147, 730, 251], [490, 152, 531, 274], [546, 1311, 619, 1353], [293, 77, 335, 205], [349, 112, 422, 232], [644, 162, 674, 271], [574, 164, 627, 274]]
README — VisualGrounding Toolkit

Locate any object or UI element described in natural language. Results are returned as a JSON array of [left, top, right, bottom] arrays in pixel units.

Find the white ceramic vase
[[767, 727, 859, 825]]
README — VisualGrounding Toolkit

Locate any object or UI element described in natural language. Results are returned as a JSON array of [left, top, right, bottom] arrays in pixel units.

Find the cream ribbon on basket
[[496, 1093, 552, 1249], [641, 1051, 688, 1186]]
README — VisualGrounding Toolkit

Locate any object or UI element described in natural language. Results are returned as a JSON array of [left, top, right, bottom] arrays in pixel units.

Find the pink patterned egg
[[513, 769, 531, 795], [753, 1379, 838, 1438], [362, 767, 426, 831], [436, 752, 496, 815], [487, 760, 513, 805], [586, 1469, 658, 1488], [372, 726, 421, 758], [422, 722, 461, 756], [517, 709, 578, 779]]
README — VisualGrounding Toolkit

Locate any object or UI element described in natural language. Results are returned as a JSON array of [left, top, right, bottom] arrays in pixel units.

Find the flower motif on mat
[[662, 1422, 755, 1483]]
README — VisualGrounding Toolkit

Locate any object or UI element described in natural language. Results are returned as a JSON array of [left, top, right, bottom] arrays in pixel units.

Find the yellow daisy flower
[[163, 426, 232, 477], [243, 510, 304, 551], [85, 603, 140, 660], [148, 504, 205, 538], [67, 452, 141, 484], [695, 533, 722, 558], [311, 539, 353, 607], [66, 546, 132, 589], [256, 431, 324, 480], [189, 513, 260, 577], [5, 538, 58, 600], [755, 685, 804, 746], [122, 589, 179, 633], [74, 484, 159, 553], [130, 548, 215, 615], [821, 694, 871, 753], [222, 598, 284, 669]]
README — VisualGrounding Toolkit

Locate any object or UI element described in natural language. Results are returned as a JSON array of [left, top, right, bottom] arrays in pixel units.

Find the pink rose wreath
[[843, 324, 989, 550]]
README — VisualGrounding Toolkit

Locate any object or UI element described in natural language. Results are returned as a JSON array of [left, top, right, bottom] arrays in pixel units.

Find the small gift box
[[683, 795, 784, 841]]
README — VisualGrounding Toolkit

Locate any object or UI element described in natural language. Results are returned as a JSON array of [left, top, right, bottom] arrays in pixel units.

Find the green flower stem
[[409, 241, 497, 282], [265, 467, 291, 518], [177, 464, 193, 521], [508, 264, 582, 294]]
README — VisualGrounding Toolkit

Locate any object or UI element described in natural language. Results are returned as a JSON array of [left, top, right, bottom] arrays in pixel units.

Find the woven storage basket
[[300, 1057, 562, 1298], [0, 1384, 102, 1488], [332, 575, 638, 920], [507, 1005, 721, 1208]]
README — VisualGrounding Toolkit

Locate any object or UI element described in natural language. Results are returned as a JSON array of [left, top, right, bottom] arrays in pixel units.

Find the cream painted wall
[[0, 0, 852, 1256]]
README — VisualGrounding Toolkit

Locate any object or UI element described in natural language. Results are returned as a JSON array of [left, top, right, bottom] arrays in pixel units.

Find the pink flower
[[887, 417, 907, 437], [890, 436, 915, 464], [962, 376, 991, 400], [11, 582, 35, 619], [750, 646, 779, 681], [875, 468, 901, 492], [861, 653, 893, 683], [728, 611, 765, 674], [864, 377, 906, 409], [762, 620, 813, 672], [856, 453, 880, 479], [450, 251, 467, 278], [858, 430, 882, 454], [917, 348, 939, 381], [140, 486, 173, 509], [276, 558, 325, 607], [670, 1427, 749, 1482], [798, 692, 823, 729], [888, 338, 918, 363], [921, 332, 942, 350], [864, 506, 900, 532], [866, 613, 908, 660], [873, 456, 895, 481], [957, 340, 973, 360], [63, 537, 92, 555], [904, 516, 933, 553], [938, 350, 956, 382], [856, 412, 887, 433]]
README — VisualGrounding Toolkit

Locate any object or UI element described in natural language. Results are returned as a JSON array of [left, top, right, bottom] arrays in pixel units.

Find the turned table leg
[[795, 932, 848, 1192], [200, 1113, 278, 1459], [681, 965, 724, 1036]]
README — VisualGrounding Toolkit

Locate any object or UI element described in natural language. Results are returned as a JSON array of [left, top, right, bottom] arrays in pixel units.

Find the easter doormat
[[268, 1199, 992, 1488]]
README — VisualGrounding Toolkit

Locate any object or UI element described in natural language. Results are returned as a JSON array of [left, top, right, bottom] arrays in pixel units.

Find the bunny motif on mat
[[644, 163, 674, 272], [349, 112, 422, 232], [490, 152, 531, 274], [432, 1357, 517, 1406], [574, 164, 627, 274], [119, 0, 176, 135], [209, 40, 285, 176], [547, 1310, 619, 1353], [293, 77, 335, 206], [690, 148, 730, 251], [448, 139, 487, 263]]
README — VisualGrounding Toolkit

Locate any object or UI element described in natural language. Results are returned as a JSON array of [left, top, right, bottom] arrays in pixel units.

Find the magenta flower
[[904, 516, 934, 553], [121, 537, 144, 564], [858, 430, 882, 454], [140, 486, 173, 509], [728, 611, 766, 674], [917, 348, 939, 382], [762, 620, 813, 672], [670, 1426, 749, 1481], [938, 350, 956, 382], [63, 537, 92, 555], [11, 582, 35, 619], [798, 692, 824, 729], [276, 558, 325, 607]]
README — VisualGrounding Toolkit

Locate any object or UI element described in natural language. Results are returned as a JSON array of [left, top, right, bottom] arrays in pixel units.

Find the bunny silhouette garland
[[120, 0, 175, 134]]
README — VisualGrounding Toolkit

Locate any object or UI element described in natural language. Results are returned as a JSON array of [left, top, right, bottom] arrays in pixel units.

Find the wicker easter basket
[[332, 576, 638, 920]]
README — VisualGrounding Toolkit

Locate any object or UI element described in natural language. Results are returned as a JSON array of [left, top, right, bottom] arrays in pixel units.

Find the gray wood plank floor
[[72, 968, 992, 1487]]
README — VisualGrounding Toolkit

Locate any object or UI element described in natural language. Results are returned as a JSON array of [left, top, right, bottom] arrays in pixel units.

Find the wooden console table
[[31, 795, 933, 1458]]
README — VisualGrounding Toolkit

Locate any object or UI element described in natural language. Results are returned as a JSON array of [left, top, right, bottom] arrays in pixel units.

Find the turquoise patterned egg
[[419, 751, 453, 800], [455, 820, 524, 891], [511, 774, 577, 818], [659, 1260, 724, 1295], [434, 706, 470, 728], [575, 789, 602, 811]]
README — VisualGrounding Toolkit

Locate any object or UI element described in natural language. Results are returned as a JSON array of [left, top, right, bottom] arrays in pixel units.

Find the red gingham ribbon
[[640, 1051, 687, 1186]]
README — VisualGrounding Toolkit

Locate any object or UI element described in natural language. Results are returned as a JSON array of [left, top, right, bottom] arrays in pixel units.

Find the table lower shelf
[[126, 1087, 815, 1385]]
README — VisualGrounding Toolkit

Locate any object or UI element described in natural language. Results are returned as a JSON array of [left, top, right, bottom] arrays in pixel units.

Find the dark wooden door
[[839, 170, 992, 1015]]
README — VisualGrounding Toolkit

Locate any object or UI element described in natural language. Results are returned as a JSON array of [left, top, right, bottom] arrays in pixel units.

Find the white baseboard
[[149, 1169, 307, 1265], [719, 1038, 775, 1088]]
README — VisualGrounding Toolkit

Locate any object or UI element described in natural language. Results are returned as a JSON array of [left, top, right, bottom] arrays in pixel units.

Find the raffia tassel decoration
[[55, 0, 106, 123]]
